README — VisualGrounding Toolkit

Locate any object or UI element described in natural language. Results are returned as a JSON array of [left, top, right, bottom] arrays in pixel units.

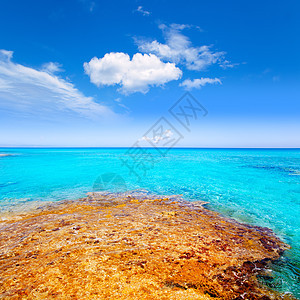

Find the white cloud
[[41, 62, 64, 74], [136, 23, 235, 71], [0, 50, 13, 61], [180, 78, 221, 90], [84, 52, 182, 94], [0, 49, 114, 119], [113, 97, 130, 111], [219, 60, 239, 69], [139, 129, 173, 144], [135, 6, 150, 16]]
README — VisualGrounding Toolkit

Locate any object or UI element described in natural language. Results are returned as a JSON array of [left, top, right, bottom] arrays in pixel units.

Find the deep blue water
[[0, 148, 299, 297]]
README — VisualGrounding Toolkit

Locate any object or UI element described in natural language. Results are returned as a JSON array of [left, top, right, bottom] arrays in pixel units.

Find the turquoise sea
[[0, 148, 299, 297]]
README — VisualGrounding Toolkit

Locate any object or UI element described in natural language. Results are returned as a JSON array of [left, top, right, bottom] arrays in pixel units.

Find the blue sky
[[0, 0, 299, 147]]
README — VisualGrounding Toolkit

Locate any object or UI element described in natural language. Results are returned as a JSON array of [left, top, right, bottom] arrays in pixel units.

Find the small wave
[[0, 182, 18, 188], [88, 189, 185, 203], [288, 169, 300, 176], [0, 154, 14, 157], [246, 165, 300, 176]]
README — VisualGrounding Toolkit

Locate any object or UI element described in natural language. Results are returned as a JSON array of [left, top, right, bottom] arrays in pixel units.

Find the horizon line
[[1, 146, 300, 150]]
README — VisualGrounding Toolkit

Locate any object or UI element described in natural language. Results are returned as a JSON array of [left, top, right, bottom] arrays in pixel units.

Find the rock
[[0, 194, 293, 299]]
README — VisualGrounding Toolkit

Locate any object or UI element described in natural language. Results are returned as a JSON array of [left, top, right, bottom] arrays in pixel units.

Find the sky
[[0, 0, 299, 147]]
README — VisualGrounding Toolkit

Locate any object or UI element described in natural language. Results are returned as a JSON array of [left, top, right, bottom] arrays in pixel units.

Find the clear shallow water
[[0, 147, 299, 297]]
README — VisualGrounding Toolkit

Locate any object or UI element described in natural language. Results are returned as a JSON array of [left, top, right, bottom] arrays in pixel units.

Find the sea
[[0, 147, 299, 297]]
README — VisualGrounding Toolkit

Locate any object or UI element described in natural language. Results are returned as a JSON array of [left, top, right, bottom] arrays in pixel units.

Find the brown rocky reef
[[0, 193, 294, 299]]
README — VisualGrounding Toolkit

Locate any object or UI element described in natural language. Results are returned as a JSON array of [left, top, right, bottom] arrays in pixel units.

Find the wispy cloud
[[219, 60, 240, 69], [41, 62, 64, 74], [78, 0, 96, 13], [139, 129, 173, 144], [180, 78, 222, 90], [84, 52, 182, 94], [0, 49, 114, 119], [135, 6, 151, 16], [136, 23, 236, 71]]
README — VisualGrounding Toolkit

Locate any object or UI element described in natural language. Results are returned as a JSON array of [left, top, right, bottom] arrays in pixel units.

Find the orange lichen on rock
[[0, 193, 293, 299]]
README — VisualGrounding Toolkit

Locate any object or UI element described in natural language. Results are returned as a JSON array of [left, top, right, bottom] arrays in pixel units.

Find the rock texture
[[0, 193, 293, 299]]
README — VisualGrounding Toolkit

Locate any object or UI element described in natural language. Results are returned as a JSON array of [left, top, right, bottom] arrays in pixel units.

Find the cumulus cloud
[[0, 49, 114, 119], [136, 23, 234, 71], [135, 6, 151, 16], [180, 78, 222, 90], [84, 52, 182, 94]]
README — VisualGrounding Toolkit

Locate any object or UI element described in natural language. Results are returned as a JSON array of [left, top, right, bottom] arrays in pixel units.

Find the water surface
[[0, 148, 299, 297]]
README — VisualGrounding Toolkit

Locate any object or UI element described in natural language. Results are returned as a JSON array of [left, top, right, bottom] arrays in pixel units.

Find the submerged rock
[[0, 193, 294, 299]]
